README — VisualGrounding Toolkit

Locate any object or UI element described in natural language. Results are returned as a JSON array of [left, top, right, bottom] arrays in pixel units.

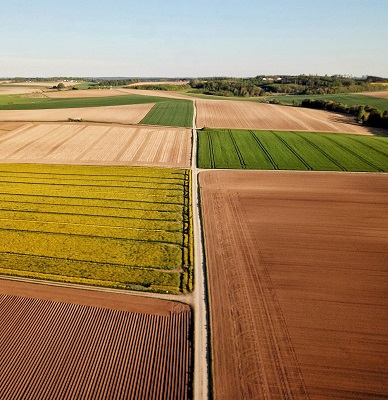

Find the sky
[[1, 0, 387, 78]]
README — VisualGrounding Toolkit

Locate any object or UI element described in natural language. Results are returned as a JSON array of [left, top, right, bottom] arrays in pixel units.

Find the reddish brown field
[[0, 103, 154, 124], [0, 279, 192, 400], [0, 123, 191, 168], [200, 170, 388, 400], [196, 99, 377, 134]]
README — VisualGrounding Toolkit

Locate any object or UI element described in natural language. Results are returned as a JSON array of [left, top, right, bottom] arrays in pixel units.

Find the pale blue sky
[[1, 0, 387, 77]]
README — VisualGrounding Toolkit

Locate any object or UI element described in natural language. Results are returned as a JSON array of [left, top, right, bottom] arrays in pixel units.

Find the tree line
[[189, 75, 388, 97], [300, 99, 388, 129]]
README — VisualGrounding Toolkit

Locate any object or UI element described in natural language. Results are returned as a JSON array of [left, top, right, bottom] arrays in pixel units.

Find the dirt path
[[191, 101, 210, 400]]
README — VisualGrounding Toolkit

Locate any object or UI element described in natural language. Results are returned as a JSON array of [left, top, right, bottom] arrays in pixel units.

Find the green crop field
[[0, 164, 193, 294], [140, 100, 193, 127], [198, 128, 388, 172]]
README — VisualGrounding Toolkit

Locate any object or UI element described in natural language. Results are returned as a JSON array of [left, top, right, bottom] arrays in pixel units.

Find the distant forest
[[188, 75, 388, 97]]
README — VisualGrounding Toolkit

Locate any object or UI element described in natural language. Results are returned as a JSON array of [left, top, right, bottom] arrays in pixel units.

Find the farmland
[[0, 104, 154, 125], [0, 164, 193, 294], [0, 123, 192, 168], [0, 280, 192, 400], [195, 99, 377, 133], [199, 170, 388, 400], [198, 128, 388, 171], [0, 93, 194, 127], [140, 100, 194, 127]]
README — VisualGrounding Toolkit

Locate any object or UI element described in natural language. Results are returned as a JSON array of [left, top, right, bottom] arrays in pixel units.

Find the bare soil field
[[44, 89, 133, 98], [0, 103, 154, 124], [0, 279, 191, 400], [0, 87, 43, 95], [200, 170, 388, 400], [120, 88, 193, 100], [0, 123, 191, 167], [196, 99, 377, 134], [0, 122, 26, 135], [359, 90, 388, 99]]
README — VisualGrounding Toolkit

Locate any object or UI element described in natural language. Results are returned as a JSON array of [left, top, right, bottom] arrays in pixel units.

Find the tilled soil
[[0, 279, 192, 399], [199, 170, 388, 400], [196, 100, 379, 134]]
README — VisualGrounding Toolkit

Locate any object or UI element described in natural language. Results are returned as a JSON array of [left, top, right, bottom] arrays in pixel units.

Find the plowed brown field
[[0, 279, 192, 400], [200, 170, 388, 400], [0, 103, 154, 124], [0, 123, 191, 167], [196, 99, 376, 134]]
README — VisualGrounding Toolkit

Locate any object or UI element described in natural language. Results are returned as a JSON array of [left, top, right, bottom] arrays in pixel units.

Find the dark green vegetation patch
[[0, 164, 193, 293], [198, 128, 388, 172], [140, 100, 193, 127]]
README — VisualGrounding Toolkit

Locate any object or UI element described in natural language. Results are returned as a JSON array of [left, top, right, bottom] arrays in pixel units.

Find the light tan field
[[196, 99, 378, 134], [120, 88, 193, 100], [0, 122, 26, 135], [44, 89, 132, 98], [0, 123, 191, 167], [0, 103, 154, 124], [359, 90, 388, 98], [200, 170, 388, 400], [0, 87, 43, 95]]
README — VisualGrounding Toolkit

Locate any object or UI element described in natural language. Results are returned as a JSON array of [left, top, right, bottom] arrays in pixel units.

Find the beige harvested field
[[44, 89, 132, 98], [0, 123, 191, 167], [0, 122, 26, 135], [0, 87, 43, 95], [120, 88, 193, 100], [0, 103, 154, 124], [359, 90, 388, 98], [196, 99, 377, 134], [0, 279, 192, 400], [200, 170, 388, 400]]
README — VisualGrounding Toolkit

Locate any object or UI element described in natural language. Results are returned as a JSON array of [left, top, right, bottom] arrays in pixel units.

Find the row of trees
[[301, 99, 388, 129], [189, 75, 388, 97]]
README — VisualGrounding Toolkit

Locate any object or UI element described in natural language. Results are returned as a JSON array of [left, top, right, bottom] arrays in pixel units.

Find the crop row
[[0, 163, 187, 180], [198, 129, 388, 171], [0, 164, 193, 293], [0, 200, 181, 220], [0, 193, 182, 212], [0, 294, 192, 398]]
